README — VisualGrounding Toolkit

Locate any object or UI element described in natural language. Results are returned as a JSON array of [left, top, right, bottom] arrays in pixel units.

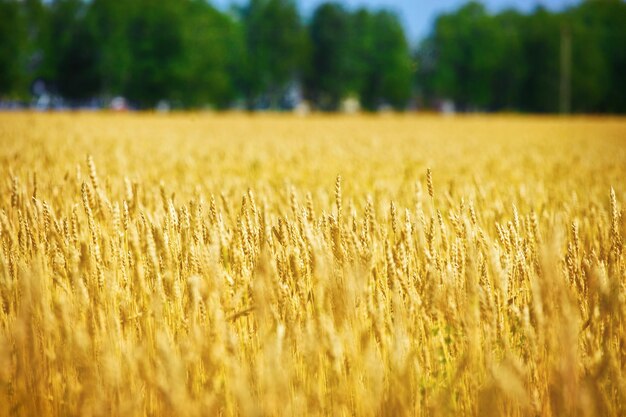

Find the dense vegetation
[[0, 113, 625, 416], [417, 0, 626, 113], [0, 0, 625, 112]]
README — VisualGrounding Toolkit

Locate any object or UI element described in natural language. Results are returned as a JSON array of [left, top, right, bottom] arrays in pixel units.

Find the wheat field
[[0, 113, 624, 417]]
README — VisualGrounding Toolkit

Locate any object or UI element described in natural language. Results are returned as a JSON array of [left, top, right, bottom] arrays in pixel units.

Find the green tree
[[177, 0, 243, 108], [518, 8, 561, 113], [240, 0, 306, 108], [122, 0, 186, 107], [569, 0, 626, 112], [363, 10, 413, 110], [491, 10, 526, 110], [87, 0, 242, 108], [427, 2, 507, 110], [306, 2, 353, 110], [43, 0, 100, 100], [0, 0, 27, 97], [347, 9, 375, 105], [86, 0, 133, 97], [307, 6, 412, 111]]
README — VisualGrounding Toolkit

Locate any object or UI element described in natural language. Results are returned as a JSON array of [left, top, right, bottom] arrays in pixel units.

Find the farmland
[[0, 113, 625, 416]]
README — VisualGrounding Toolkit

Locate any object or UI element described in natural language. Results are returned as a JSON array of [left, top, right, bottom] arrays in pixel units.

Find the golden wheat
[[0, 113, 624, 417]]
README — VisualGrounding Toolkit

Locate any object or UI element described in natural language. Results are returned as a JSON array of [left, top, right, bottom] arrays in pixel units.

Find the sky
[[213, 0, 581, 43]]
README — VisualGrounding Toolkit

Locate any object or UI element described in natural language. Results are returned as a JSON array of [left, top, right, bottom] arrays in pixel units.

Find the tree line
[[418, 0, 626, 113], [1, 0, 625, 113]]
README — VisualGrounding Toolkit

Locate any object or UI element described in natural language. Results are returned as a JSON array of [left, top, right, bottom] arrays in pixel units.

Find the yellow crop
[[0, 113, 625, 416]]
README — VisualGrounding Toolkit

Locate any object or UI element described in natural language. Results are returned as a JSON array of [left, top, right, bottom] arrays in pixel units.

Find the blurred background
[[0, 0, 624, 113]]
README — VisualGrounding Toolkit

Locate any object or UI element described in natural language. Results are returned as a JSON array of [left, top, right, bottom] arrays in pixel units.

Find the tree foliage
[[0, 0, 27, 96], [239, 0, 306, 108], [305, 5, 412, 110], [0, 0, 625, 113], [418, 0, 626, 113]]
